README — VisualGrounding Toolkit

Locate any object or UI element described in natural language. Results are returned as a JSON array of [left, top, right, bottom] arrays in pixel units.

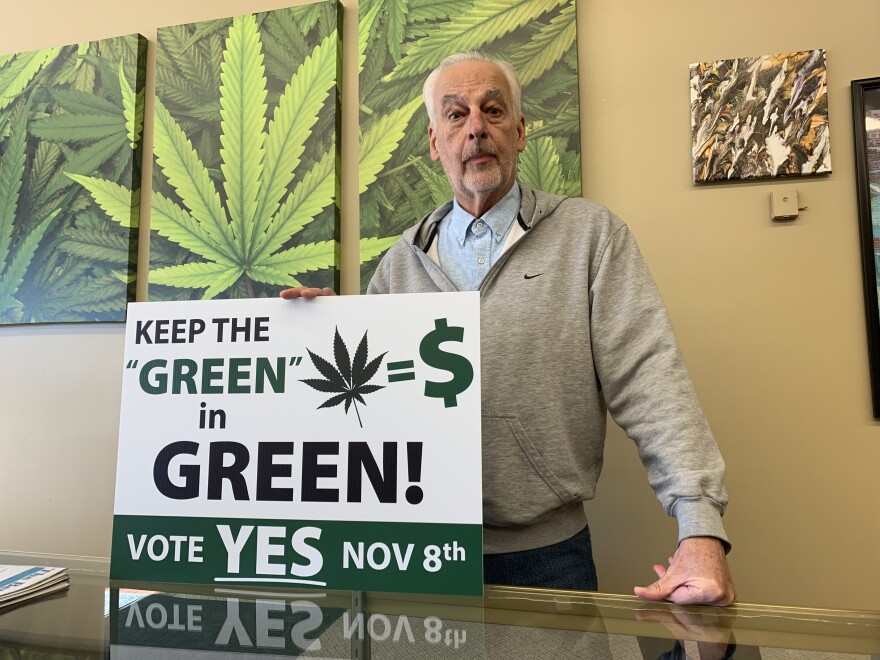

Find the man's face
[[428, 60, 526, 216]]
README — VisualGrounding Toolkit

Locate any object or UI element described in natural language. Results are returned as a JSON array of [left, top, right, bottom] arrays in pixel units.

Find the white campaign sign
[[114, 293, 482, 524], [111, 293, 483, 595]]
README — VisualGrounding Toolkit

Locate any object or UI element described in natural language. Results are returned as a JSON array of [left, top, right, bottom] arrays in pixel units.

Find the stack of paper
[[0, 565, 69, 613]]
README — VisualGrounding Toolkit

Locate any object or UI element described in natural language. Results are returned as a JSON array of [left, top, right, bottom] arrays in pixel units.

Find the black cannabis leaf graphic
[[300, 327, 387, 427]]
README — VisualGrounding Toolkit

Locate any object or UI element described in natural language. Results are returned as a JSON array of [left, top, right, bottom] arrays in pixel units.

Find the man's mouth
[[464, 151, 496, 165]]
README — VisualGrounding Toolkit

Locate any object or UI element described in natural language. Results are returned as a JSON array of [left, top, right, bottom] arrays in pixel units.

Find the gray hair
[[422, 52, 522, 127]]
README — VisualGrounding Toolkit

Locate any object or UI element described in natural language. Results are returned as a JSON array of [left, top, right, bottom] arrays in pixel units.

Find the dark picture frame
[[852, 77, 880, 417]]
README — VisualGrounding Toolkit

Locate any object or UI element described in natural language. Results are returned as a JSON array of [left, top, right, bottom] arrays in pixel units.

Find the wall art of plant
[[690, 49, 832, 183], [0, 34, 145, 324], [357, 0, 582, 291], [138, 2, 342, 300]]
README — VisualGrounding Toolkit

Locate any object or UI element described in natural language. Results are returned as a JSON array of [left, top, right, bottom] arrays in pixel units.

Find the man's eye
[[447, 112, 462, 120]]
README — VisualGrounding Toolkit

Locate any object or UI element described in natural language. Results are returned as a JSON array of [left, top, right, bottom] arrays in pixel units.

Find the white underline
[[214, 577, 328, 586], [214, 587, 327, 599]]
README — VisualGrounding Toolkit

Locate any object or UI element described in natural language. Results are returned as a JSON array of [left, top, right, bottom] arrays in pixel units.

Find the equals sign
[[387, 360, 415, 382]]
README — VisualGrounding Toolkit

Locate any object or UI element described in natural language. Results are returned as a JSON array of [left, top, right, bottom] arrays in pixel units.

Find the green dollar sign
[[419, 318, 474, 408]]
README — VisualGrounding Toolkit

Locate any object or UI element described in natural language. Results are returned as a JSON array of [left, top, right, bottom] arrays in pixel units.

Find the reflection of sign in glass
[[111, 293, 482, 595], [109, 588, 480, 657]]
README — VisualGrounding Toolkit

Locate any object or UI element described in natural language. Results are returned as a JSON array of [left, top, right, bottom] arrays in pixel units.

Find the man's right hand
[[279, 286, 336, 299]]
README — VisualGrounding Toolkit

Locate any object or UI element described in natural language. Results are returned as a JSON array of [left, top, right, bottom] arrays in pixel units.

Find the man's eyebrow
[[482, 89, 504, 103], [439, 89, 507, 110], [440, 94, 464, 110]]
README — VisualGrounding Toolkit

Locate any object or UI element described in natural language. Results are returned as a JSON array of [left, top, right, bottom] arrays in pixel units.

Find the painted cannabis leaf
[[0, 34, 145, 324], [357, 0, 582, 291], [149, 11, 338, 299], [0, 102, 61, 321], [72, 5, 346, 300], [301, 327, 387, 428]]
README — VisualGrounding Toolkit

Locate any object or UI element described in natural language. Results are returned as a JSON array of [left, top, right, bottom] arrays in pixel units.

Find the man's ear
[[516, 115, 526, 153], [428, 125, 440, 161]]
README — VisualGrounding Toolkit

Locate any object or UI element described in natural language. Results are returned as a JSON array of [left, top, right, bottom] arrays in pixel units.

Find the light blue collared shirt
[[437, 185, 521, 291]]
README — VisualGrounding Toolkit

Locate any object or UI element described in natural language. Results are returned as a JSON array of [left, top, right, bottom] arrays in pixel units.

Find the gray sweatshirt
[[368, 184, 729, 554]]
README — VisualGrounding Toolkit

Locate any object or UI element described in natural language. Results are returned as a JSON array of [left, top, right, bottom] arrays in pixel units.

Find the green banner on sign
[[112, 516, 482, 595]]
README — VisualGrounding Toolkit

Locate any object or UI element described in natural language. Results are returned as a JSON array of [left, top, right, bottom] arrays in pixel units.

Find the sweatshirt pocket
[[482, 415, 575, 527]]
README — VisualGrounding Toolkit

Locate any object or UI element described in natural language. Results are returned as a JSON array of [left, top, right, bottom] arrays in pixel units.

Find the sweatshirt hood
[[403, 183, 569, 252]]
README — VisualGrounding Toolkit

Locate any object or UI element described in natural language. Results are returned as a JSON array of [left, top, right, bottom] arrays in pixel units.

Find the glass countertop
[[0, 554, 877, 659]]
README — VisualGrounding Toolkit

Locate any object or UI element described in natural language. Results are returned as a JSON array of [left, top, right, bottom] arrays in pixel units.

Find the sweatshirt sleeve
[[366, 246, 392, 295], [588, 222, 730, 549], [366, 265, 387, 295]]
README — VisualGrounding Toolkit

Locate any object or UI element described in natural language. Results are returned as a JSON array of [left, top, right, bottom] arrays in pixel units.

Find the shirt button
[[475, 222, 484, 230], [477, 257, 485, 265]]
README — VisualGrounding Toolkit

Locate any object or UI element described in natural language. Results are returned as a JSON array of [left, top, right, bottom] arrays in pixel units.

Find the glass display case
[[0, 554, 877, 659]]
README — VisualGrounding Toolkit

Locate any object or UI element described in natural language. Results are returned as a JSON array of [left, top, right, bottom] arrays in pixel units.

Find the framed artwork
[[852, 77, 880, 417], [690, 49, 832, 183], [357, 0, 582, 290], [0, 34, 146, 324], [148, 1, 342, 301]]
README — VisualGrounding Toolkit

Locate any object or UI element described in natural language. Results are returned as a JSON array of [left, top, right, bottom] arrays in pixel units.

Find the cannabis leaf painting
[[301, 327, 387, 427], [145, 4, 344, 300], [0, 34, 145, 324], [358, 0, 582, 291]]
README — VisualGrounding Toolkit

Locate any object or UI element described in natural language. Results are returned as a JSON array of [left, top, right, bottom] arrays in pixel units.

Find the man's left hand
[[633, 536, 736, 606]]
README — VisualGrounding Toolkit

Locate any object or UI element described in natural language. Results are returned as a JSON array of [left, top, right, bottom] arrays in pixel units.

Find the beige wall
[[1, 0, 878, 611]]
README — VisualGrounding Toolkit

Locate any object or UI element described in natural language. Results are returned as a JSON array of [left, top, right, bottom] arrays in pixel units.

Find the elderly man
[[283, 52, 735, 606]]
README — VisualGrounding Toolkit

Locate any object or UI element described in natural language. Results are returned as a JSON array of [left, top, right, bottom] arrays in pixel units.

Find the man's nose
[[466, 113, 487, 139]]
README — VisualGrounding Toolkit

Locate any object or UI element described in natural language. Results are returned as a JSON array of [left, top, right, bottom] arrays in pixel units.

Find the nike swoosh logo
[[523, 273, 544, 279]]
